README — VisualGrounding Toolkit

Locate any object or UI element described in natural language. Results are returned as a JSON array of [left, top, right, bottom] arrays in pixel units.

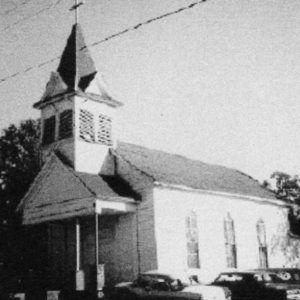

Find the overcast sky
[[0, 0, 299, 182]]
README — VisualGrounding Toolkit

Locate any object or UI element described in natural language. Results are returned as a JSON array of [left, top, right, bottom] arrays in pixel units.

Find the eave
[[154, 181, 288, 208], [33, 90, 122, 110]]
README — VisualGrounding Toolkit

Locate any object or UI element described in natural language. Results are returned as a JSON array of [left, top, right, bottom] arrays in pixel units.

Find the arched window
[[186, 211, 200, 268], [256, 219, 268, 268], [224, 213, 237, 268]]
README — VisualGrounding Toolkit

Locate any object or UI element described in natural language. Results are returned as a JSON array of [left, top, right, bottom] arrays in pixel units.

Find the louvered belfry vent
[[79, 109, 95, 142], [42, 116, 56, 145], [59, 109, 73, 140], [97, 114, 112, 146]]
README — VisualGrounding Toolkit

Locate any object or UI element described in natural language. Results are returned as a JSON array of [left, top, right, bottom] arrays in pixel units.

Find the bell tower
[[34, 23, 123, 174]]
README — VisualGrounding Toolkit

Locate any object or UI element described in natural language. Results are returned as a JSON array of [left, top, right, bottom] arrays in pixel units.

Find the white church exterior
[[18, 23, 300, 294]]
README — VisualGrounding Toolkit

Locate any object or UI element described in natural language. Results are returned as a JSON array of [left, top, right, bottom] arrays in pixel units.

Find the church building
[[17, 22, 300, 295]]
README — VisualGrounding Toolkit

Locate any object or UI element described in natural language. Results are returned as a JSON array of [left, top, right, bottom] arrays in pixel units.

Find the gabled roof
[[115, 142, 276, 200], [18, 151, 128, 224], [18, 142, 279, 224]]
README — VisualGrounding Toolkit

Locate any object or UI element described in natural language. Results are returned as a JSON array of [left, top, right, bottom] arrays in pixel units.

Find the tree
[[0, 119, 40, 292], [0, 119, 40, 206], [271, 172, 300, 203], [0, 119, 40, 227], [265, 171, 300, 236]]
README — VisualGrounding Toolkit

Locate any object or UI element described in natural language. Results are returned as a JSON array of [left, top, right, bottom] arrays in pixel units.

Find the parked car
[[210, 270, 287, 300], [103, 269, 231, 300], [249, 268, 300, 299]]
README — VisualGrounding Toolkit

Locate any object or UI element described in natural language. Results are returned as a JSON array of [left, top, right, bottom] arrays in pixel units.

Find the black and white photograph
[[0, 0, 299, 299]]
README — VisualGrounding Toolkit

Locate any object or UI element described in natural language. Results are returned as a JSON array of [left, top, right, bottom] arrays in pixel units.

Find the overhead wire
[[0, 0, 208, 85], [1, 0, 33, 17], [0, 0, 64, 81], [0, 0, 64, 33], [88, 0, 207, 49]]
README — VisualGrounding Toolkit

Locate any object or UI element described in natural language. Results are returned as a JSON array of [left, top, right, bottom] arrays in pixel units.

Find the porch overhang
[[23, 196, 136, 225], [95, 197, 136, 215]]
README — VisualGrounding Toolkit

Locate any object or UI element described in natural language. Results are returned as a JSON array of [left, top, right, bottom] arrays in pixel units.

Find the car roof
[[141, 270, 175, 276], [251, 268, 300, 272], [218, 270, 276, 275]]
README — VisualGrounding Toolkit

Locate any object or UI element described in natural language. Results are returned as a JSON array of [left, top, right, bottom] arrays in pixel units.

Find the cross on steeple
[[70, 0, 84, 24]]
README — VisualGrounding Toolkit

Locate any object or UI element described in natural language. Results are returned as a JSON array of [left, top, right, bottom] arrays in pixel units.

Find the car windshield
[[214, 273, 248, 282], [261, 273, 285, 283]]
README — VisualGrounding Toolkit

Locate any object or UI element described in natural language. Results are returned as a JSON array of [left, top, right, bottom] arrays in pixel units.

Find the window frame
[[256, 219, 269, 268], [42, 115, 56, 145], [97, 113, 113, 146], [58, 109, 73, 140], [224, 213, 237, 268], [185, 210, 200, 268], [79, 109, 95, 143]]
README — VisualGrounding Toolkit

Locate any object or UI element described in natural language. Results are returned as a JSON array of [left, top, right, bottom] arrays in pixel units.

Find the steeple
[[35, 24, 121, 107], [57, 23, 97, 91], [34, 23, 123, 174]]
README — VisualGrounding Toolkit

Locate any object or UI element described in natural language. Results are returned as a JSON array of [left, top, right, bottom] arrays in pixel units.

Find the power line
[[0, 0, 208, 85], [89, 0, 207, 48], [0, 0, 63, 33], [0, 0, 33, 17]]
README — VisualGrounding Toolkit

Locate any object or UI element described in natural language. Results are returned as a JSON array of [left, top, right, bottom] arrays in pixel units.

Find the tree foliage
[[266, 171, 300, 236], [0, 119, 40, 291], [0, 119, 40, 211], [270, 172, 300, 204]]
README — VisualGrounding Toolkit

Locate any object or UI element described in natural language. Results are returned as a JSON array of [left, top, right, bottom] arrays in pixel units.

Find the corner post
[[75, 218, 85, 291], [76, 218, 80, 271]]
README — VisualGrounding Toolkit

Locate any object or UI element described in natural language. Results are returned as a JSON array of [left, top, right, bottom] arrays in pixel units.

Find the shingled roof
[[115, 142, 276, 200], [18, 142, 278, 224]]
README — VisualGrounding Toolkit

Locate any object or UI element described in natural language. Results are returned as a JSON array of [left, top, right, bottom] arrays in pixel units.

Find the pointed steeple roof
[[34, 24, 123, 108], [57, 23, 97, 91]]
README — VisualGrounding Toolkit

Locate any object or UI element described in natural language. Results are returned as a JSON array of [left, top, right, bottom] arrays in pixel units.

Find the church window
[[59, 109, 73, 139], [42, 116, 56, 145], [79, 109, 95, 142], [186, 210, 200, 268], [256, 219, 268, 268], [224, 213, 237, 268], [97, 114, 112, 146]]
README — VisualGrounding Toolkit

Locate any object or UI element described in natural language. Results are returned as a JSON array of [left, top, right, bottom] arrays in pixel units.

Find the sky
[[0, 0, 299, 182]]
